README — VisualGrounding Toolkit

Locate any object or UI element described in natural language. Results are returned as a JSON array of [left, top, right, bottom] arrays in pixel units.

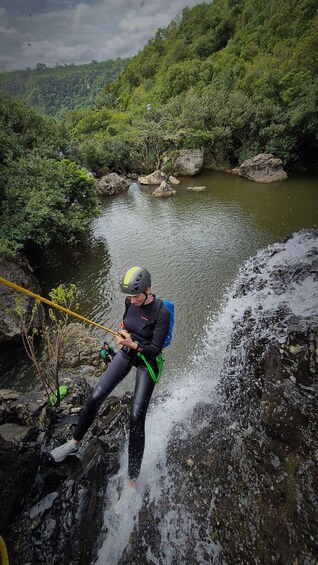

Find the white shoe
[[51, 440, 79, 462]]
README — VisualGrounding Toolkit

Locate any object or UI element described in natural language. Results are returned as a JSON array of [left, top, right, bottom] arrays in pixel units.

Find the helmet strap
[[141, 292, 148, 305]]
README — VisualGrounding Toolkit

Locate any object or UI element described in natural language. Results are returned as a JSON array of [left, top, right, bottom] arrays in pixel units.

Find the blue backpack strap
[[149, 297, 163, 325]]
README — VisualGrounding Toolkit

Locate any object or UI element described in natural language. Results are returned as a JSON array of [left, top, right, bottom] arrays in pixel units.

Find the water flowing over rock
[[2, 230, 317, 564], [96, 173, 129, 195], [114, 229, 318, 564], [152, 181, 176, 198], [233, 153, 288, 183]]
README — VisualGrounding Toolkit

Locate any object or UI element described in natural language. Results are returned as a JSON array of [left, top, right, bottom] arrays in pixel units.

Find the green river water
[[2, 170, 318, 390]]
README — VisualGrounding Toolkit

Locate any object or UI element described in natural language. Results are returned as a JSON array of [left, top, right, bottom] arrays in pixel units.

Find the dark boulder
[[0, 257, 45, 348], [0, 376, 130, 564]]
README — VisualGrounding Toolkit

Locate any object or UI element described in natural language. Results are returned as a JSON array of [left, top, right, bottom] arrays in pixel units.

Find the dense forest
[[0, 59, 127, 118], [63, 0, 318, 175], [0, 95, 99, 258], [0, 0, 317, 260]]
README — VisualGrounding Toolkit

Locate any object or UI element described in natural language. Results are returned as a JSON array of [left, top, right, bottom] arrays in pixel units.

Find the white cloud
[[0, 54, 12, 65], [0, 25, 20, 40], [0, 0, 204, 70]]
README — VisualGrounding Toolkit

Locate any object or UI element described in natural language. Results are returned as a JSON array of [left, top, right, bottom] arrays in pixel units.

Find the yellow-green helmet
[[120, 266, 151, 295]]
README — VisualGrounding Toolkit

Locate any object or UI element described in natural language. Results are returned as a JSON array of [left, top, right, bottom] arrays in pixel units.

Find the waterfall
[[95, 298, 234, 563], [96, 229, 318, 564]]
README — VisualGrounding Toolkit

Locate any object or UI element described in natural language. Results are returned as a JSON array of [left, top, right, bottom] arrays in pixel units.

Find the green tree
[[14, 284, 78, 407], [1, 156, 99, 257], [0, 95, 99, 258]]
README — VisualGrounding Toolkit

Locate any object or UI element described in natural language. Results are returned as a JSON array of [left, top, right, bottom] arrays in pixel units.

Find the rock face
[[0, 258, 45, 346], [235, 153, 288, 183], [2, 231, 318, 564], [0, 375, 129, 565], [60, 323, 101, 372], [118, 229, 318, 565], [152, 181, 177, 198], [96, 173, 129, 195], [138, 170, 167, 185], [174, 148, 204, 176]]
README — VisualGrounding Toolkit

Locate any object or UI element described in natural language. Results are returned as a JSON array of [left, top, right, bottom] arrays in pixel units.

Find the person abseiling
[[50, 266, 170, 486]]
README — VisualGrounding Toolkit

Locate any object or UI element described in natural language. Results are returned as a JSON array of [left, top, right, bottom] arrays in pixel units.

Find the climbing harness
[[0, 277, 120, 338], [124, 296, 174, 383], [137, 351, 165, 384]]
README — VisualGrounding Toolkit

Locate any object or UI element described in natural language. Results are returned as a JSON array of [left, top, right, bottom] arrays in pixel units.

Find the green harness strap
[[137, 352, 165, 384]]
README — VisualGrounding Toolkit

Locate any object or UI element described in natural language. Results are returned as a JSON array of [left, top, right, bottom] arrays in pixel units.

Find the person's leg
[[128, 365, 155, 481], [74, 350, 132, 440], [51, 351, 132, 461]]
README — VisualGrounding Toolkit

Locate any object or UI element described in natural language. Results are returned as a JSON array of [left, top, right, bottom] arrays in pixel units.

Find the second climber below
[[51, 266, 171, 486]]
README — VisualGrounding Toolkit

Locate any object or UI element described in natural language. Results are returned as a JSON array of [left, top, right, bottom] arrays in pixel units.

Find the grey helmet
[[120, 266, 151, 295]]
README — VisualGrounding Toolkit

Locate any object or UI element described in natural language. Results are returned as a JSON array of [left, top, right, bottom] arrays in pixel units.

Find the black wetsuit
[[73, 297, 170, 480]]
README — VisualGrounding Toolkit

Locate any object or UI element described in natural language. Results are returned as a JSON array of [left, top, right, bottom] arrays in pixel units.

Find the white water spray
[[95, 298, 233, 564], [96, 230, 318, 564]]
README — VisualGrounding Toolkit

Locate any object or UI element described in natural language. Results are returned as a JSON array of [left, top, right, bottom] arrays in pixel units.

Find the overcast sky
[[0, 0, 204, 71]]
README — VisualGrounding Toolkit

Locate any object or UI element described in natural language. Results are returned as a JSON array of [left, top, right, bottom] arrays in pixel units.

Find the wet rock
[[0, 388, 50, 428], [0, 375, 130, 565], [152, 181, 177, 198], [0, 257, 45, 347], [96, 173, 129, 195], [186, 185, 207, 192], [122, 229, 318, 565], [0, 323, 122, 561], [261, 331, 318, 447], [235, 153, 288, 183], [138, 170, 167, 185]]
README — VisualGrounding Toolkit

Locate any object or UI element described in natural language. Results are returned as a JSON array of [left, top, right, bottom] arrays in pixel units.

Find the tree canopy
[[0, 60, 127, 118], [0, 95, 99, 258], [62, 0, 316, 174], [0, 0, 317, 250]]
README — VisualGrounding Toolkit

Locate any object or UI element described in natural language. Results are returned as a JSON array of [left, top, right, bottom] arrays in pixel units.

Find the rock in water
[[235, 152, 287, 183]]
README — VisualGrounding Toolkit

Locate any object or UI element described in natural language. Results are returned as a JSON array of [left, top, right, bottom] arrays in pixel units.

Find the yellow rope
[[0, 536, 9, 565], [0, 276, 119, 338]]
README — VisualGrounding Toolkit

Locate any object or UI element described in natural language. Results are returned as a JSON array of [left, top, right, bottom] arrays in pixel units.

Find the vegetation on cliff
[[0, 95, 99, 258], [0, 59, 127, 118], [0, 0, 317, 258], [60, 0, 318, 174]]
